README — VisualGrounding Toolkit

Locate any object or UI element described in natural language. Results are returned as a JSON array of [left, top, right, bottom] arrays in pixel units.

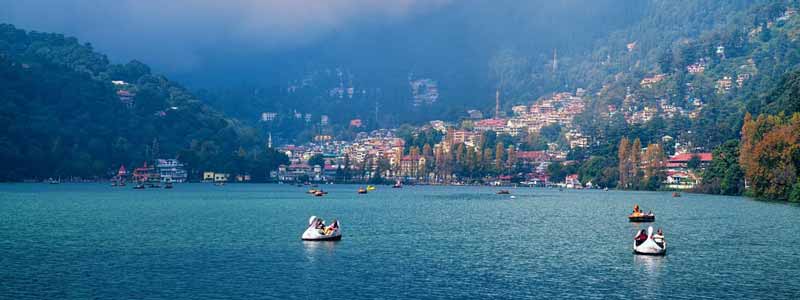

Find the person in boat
[[635, 229, 648, 245], [653, 228, 665, 247], [647, 210, 653, 216], [633, 204, 641, 215]]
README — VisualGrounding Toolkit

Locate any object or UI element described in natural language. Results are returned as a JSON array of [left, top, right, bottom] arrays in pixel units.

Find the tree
[[740, 112, 800, 201], [687, 154, 702, 170], [307, 154, 325, 168], [697, 140, 744, 195], [618, 137, 631, 188]]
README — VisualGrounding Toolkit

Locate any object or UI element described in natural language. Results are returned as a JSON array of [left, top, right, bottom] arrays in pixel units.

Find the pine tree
[[618, 137, 630, 188]]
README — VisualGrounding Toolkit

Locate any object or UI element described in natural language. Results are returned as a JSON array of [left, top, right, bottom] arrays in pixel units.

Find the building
[[640, 74, 666, 88], [664, 170, 700, 190], [156, 159, 188, 183], [564, 174, 581, 189], [214, 173, 229, 182], [261, 112, 278, 122], [400, 155, 427, 178], [467, 110, 484, 119], [666, 153, 713, 169], [202, 172, 229, 183], [117, 90, 136, 108], [132, 162, 157, 182], [474, 118, 507, 132]]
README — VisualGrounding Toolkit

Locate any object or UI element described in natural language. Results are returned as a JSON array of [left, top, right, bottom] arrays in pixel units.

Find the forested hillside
[[0, 24, 286, 181]]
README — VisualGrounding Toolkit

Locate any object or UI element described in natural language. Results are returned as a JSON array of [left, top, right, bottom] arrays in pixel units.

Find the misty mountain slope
[[570, 0, 800, 154], [197, 1, 793, 145], [0, 24, 282, 180]]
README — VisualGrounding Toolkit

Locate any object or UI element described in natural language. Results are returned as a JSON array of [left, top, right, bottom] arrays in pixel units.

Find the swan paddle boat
[[633, 226, 666, 255], [628, 204, 655, 222], [301, 216, 341, 241]]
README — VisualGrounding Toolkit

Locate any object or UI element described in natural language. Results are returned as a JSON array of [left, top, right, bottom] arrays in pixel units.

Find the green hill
[[0, 24, 286, 181]]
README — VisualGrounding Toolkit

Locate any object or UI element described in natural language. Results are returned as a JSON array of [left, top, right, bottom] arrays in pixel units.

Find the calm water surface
[[1, 184, 799, 299]]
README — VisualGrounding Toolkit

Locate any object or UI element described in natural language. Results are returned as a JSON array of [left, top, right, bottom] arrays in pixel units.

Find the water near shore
[[1, 184, 798, 299]]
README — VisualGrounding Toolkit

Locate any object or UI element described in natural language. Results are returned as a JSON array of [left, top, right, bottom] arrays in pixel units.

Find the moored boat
[[302, 216, 341, 241], [633, 226, 666, 255], [672, 192, 681, 197]]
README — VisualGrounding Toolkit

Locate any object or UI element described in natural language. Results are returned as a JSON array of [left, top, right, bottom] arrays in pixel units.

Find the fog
[[0, 0, 645, 86]]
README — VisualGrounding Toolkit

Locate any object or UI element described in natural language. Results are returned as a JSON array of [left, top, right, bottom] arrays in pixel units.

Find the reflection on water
[[302, 240, 339, 261], [633, 254, 666, 275]]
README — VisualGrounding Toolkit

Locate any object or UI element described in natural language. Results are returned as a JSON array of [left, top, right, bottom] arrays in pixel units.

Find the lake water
[[1, 183, 799, 299]]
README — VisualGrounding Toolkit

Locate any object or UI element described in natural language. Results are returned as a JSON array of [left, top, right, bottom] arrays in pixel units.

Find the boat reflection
[[302, 240, 339, 261], [633, 253, 666, 275]]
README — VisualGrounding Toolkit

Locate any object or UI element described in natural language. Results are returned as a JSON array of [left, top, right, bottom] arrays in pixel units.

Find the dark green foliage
[[307, 154, 325, 167], [0, 24, 286, 181], [697, 140, 745, 195], [687, 155, 702, 170]]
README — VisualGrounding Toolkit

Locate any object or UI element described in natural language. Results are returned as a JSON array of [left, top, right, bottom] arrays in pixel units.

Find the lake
[[1, 183, 799, 299]]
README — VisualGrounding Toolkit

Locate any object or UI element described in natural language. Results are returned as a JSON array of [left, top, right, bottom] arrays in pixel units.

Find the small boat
[[633, 226, 666, 255], [672, 192, 681, 197], [357, 187, 368, 194], [628, 204, 655, 222], [214, 182, 226, 186], [301, 216, 341, 241], [392, 180, 403, 189], [133, 183, 145, 190], [367, 185, 376, 191], [497, 190, 511, 195], [314, 191, 325, 197], [604, 187, 609, 191], [164, 182, 173, 189]]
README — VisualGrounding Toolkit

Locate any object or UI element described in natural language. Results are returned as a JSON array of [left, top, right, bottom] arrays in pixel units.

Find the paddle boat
[[633, 226, 666, 255], [367, 185, 377, 191], [302, 216, 341, 241], [628, 204, 655, 222]]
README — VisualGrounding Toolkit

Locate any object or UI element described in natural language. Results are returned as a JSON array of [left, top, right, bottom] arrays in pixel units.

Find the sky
[[0, 0, 451, 73], [0, 0, 645, 87]]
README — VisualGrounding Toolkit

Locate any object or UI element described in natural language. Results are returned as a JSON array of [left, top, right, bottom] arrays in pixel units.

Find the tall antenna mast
[[553, 48, 558, 73], [495, 89, 501, 118]]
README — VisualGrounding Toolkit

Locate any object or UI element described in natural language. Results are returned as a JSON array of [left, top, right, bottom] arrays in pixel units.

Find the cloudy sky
[[0, 0, 450, 71], [0, 0, 644, 86]]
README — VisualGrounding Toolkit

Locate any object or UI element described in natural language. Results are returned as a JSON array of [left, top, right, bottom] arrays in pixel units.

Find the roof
[[474, 118, 507, 127], [669, 153, 712, 162], [516, 151, 548, 161]]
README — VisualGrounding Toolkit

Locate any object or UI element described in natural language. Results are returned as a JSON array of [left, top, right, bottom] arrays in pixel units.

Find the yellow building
[[203, 172, 215, 182]]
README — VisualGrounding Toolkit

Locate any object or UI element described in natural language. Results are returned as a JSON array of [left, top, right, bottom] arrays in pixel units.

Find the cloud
[[0, 0, 451, 71]]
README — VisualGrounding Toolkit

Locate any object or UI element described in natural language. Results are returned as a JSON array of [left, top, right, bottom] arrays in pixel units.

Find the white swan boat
[[301, 216, 341, 241], [633, 226, 666, 255]]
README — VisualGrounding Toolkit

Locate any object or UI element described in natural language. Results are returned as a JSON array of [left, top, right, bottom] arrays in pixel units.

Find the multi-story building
[[156, 159, 188, 183]]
